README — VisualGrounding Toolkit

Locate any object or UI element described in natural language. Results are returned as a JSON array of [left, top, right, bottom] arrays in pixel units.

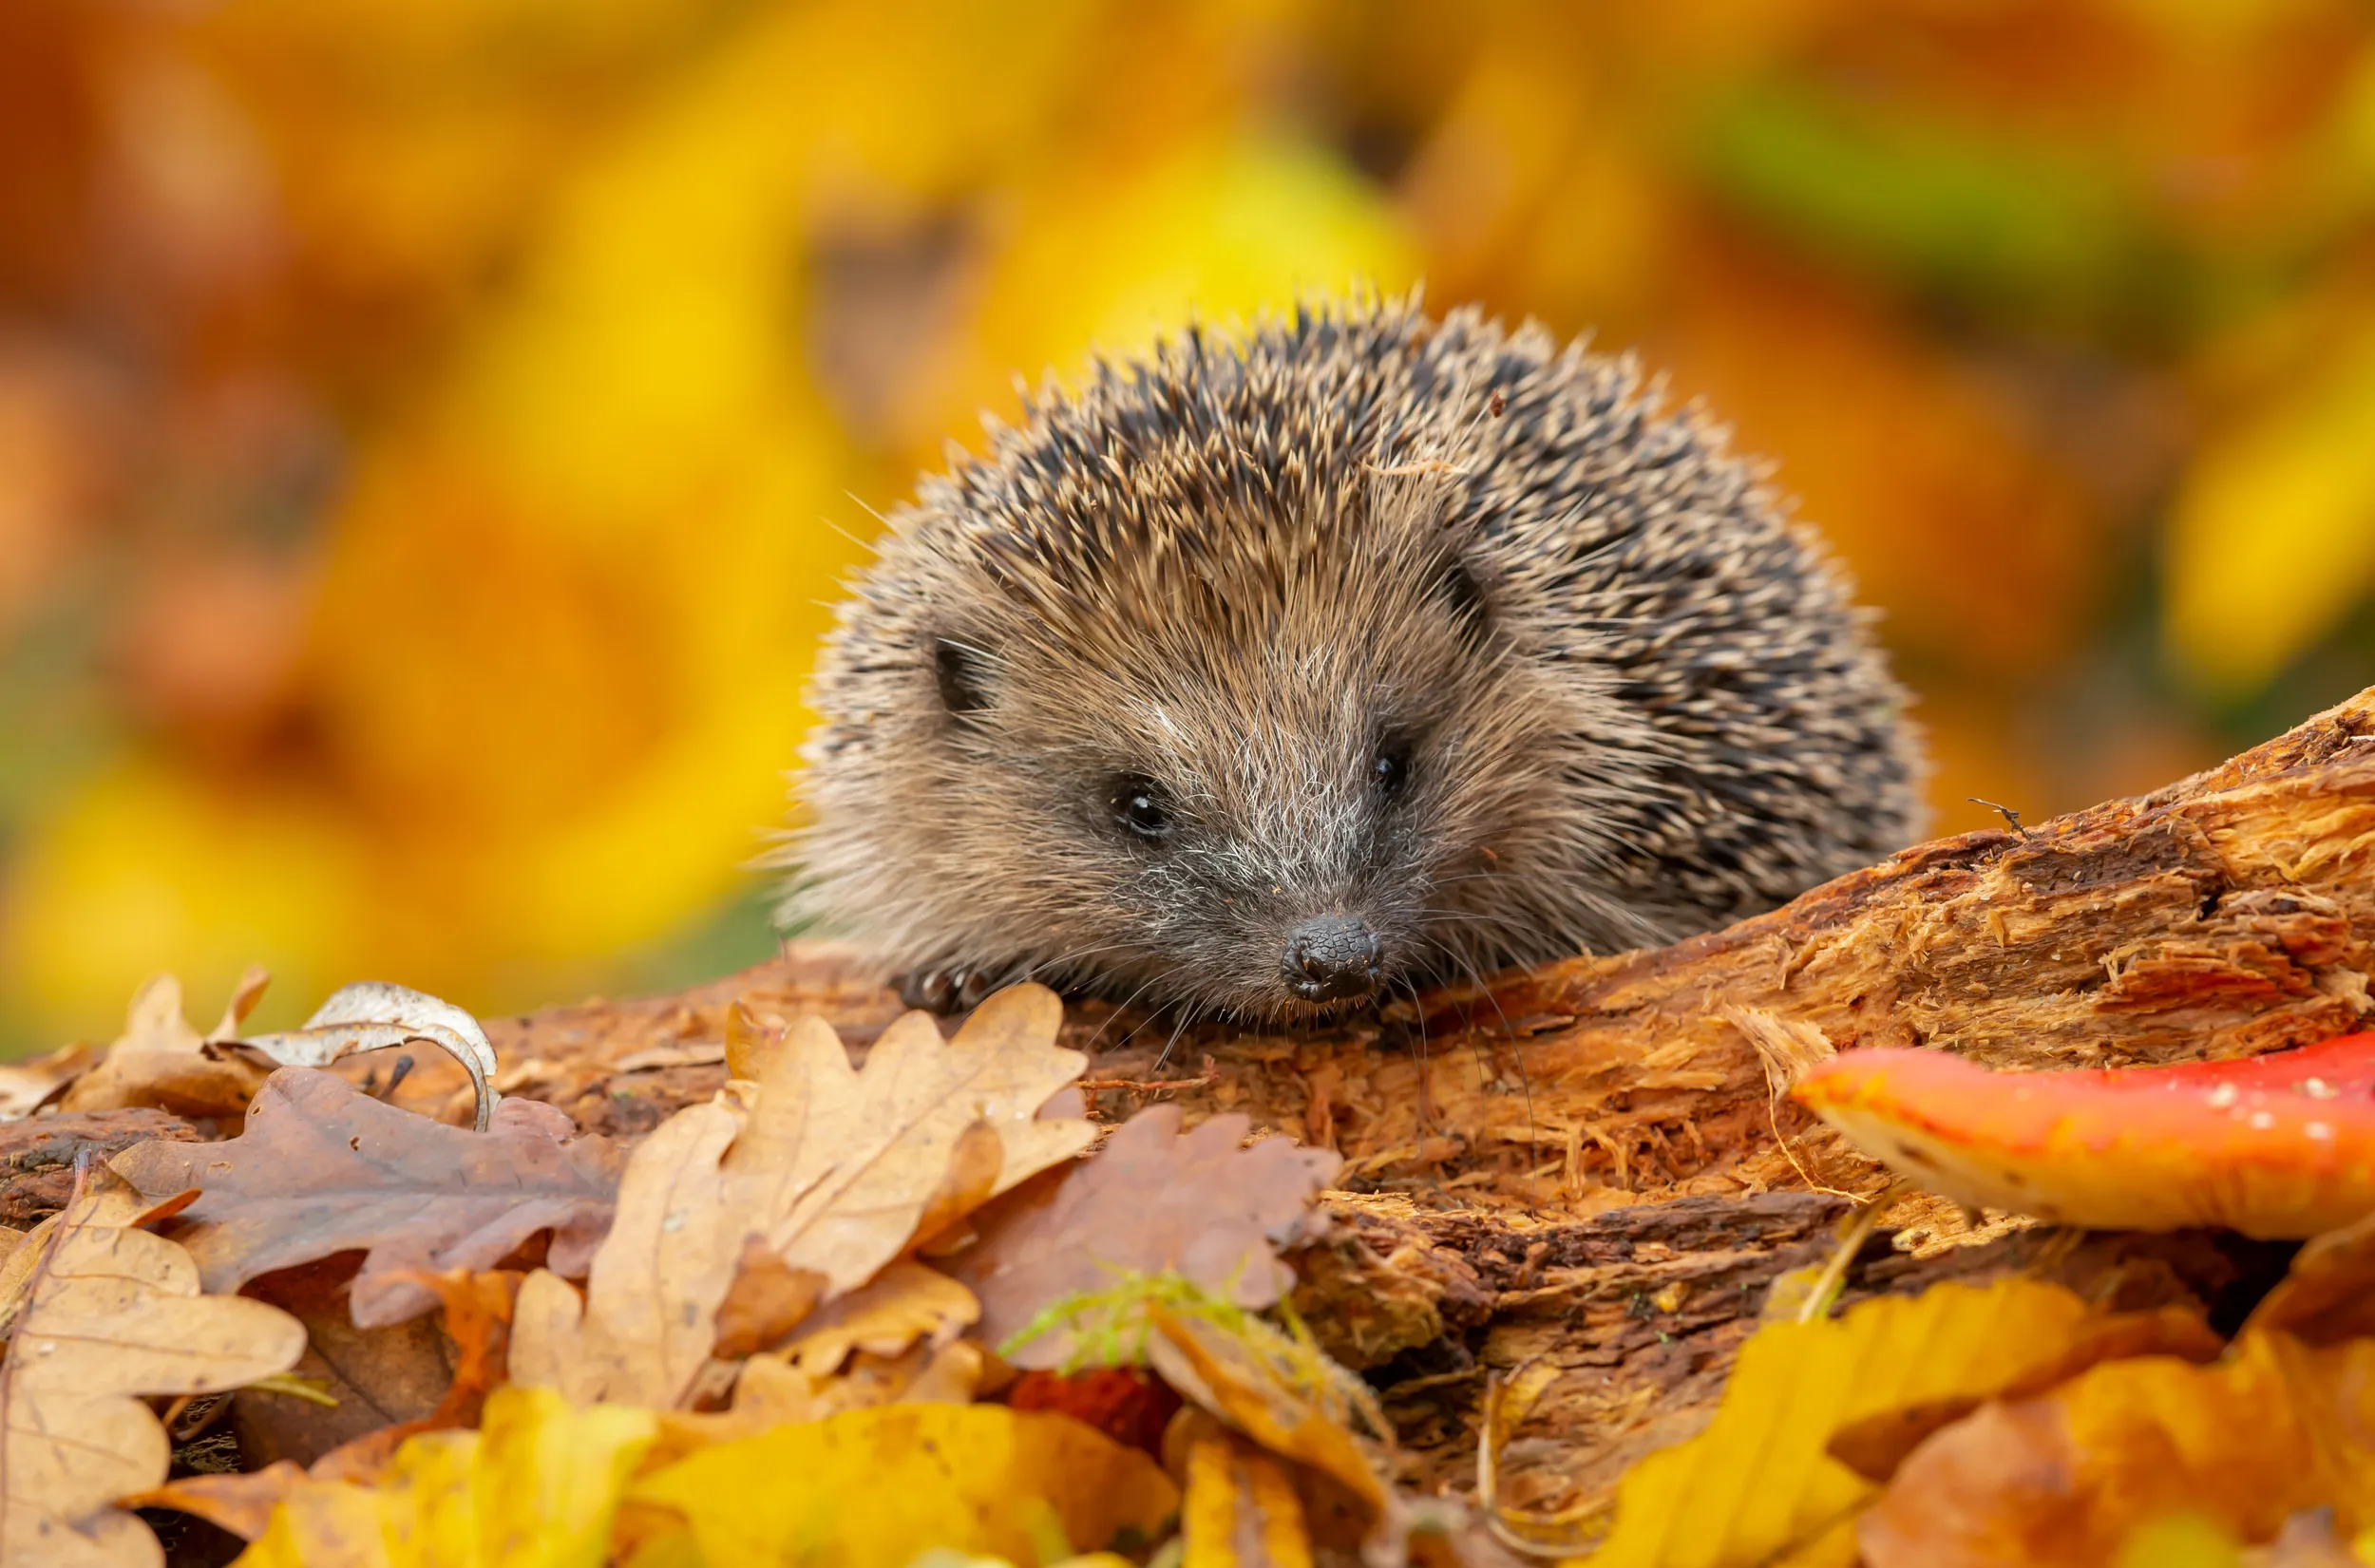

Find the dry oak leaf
[[512, 984, 1092, 1408], [730, 984, 1095, 1294], [1147, 1304, 1388, 1521], [0, 1165, 305, 1568], [0, 1042, 95, 1123], [59, 969, 273, 1121], [112, 1068, 619, 1329], [1860, 1329, 2375, 1566], [623, 1403, 1180, 1567], [509, 1099, 744, 1409], [774, 1258, 979, 1377], [1795, 1030, 2375, 1238], [956, 1103, 1342, 1368]]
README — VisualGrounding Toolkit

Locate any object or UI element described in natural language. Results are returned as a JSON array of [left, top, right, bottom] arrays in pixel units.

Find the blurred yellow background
[[5, 0, 2374, 1054]]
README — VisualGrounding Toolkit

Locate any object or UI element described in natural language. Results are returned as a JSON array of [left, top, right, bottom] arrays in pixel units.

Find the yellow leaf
[[1576, 1277, 2104, 1567], [1149, 1305, 1388, 1517], [1182, 1434, 1315, 1568], [624, 1403, 1180, 1568], [1860, 1331, 2375, 1566], [1, 1166, 306, 1568], [231, 1385, 657, 1568]]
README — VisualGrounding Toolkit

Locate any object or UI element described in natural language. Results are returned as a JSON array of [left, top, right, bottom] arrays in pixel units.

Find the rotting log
[[16, 686, 2350, 1520]]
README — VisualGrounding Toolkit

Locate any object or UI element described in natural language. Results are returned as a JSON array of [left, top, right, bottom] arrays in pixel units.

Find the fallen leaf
[[2242, 1207, 2375, 1346], [0, 1043, 95, 1123], [732, 987, 1095, 1295], [509, 1100, 744, 1407], [231, 1383, 658, 1568], [709, 1237, 827, 1361], [225, 1256, 457, 1470], [60, 973, 272, 1121], [513, 985, 1092, 1407], [1823, 1305, 2224, 1484], [1149, 1303, 1387, 1518], [301, 1268, 525, 1483], [1181, 1431, 1317, 1568], [777, 1258, 978, 1377], [1576, 1277, 2148, 1567], [954, 1104, 1341, 1367], [112, 1068, 618, 1329], [624, 1404, 1180, 1566], [124, 1464, 306, 1545], [0, 1164, 306, 1567], [1794, 1031, 2375, 1237], [236, 981, 502, 1132], [1008, 1366, 1183, 1457], [731, 1338, 987, 1426], [1859, 1330, 2375, 1567], [720, 1000, 778, 1083]]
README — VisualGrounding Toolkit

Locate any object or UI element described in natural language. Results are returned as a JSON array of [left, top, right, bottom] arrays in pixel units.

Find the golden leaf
[[624, 1404, 1179, 1567], [0, 1165, 305, 1568], [230, 1385, 657, 1568], [777, 1258, 979, 1378], [1181, 1433, 1316, 1568], [1860, 1330, 2375, 1566], [1574, 1277, 2115, 1567]]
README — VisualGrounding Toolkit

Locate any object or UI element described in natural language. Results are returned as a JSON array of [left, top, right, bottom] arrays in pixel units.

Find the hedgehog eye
[[1372, 737, 1414, 803], [1109, 775, 1173, 841], [931, 637, 991, 717]]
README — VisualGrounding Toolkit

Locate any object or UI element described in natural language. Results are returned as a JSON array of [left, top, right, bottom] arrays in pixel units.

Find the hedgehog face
[[892, 543, 1583, 1023]]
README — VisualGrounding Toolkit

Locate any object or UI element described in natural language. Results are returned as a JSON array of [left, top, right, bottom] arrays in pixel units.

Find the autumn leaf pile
[[0, 978, 1394, 1567], [9, 962, 2375, 1566]]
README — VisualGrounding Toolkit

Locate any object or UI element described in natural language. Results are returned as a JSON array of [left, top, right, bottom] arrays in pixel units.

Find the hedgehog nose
[[1282, 916, 1384, 1003]]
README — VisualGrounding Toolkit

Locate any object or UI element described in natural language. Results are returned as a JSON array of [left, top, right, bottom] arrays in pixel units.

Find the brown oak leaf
[[951, 1104, 1341, 1368], [111, 1067, 618, 1329], [0, 1165, 305, 1567], [56, 969, 272, 1122], [512, 984, 1092, 1407]]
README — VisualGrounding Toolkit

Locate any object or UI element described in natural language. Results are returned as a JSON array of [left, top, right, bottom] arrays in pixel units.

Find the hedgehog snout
[[1281, 915, 1384, 1003]]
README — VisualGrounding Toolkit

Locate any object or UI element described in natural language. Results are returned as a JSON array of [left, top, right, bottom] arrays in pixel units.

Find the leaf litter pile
[[2, 687, 2375, 1567]]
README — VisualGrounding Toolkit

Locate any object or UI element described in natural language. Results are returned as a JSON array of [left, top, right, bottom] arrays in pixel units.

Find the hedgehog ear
[[1434, 555, 1492, 648], [931, 636, 993, 719]]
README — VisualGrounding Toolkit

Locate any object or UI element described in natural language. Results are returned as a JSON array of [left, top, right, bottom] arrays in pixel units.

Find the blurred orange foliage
[[4, 0, 2373, 1051]]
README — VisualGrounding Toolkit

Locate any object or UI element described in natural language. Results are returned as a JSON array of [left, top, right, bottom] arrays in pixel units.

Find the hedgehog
[[781, 292, 1925, 1023]]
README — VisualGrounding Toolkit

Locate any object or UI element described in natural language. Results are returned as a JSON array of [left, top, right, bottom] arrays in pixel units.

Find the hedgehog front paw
[[897, 965, 1000, 1013]]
